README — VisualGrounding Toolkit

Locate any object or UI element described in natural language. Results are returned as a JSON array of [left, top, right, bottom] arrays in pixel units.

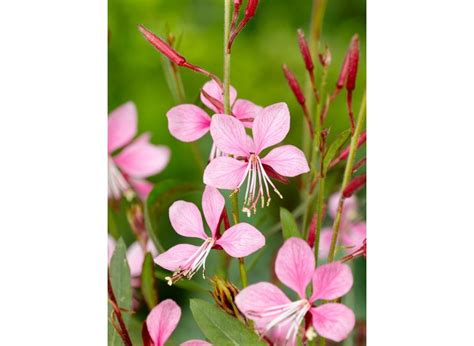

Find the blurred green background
[[109, 0, 365, 344]]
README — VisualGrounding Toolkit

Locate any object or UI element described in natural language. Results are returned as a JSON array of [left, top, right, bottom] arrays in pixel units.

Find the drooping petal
[[200, 80, 237, 112], [342, 222, 366, 252], [154, 244, 201, 271], [128, 178, 154, 201], [261, 145, 310, 177], [166, 104, 211, 142], [169, 201, 207, 239], [235, 282, 292, 323], [232, 99, 262, 128], [180, 340, 212, 346], [328, 193, 358, 221], [202, 186, 225, 237], [310, 262, 353, 302], [203, 157, 248, 190], [126, 241, 145, 278], [146, 299, 181, 346], [310, 303, 355, 342], [108, 235, 116, 264], [114, 135, 170, 178], [275, 237, 315, 298], [317, 228, 333, 260], [215, 223, 265, 257], [252, 102, 290, 153], [108, 101, 137, 153], [210, 114, 251, 157]]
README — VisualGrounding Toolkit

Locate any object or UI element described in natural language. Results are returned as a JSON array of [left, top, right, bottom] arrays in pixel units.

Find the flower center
[[246, 299, 311, 344], [108, 157, 134, 200], [234, 154, 283, 217], [165, 237, 215, 286]]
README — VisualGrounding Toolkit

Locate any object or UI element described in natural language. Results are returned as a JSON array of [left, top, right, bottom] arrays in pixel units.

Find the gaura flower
[[154, 186, 265, 285], [319, 193, 366, 259], [203, 103, 309, 216], [144, 299, 211, 346], [166, 80, 262, 159], [108, 101, 170, 201], [235, 238, 355, 345]]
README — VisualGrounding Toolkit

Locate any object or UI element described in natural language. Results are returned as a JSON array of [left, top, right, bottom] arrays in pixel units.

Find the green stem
[[327, 91, 366, 263], [313, 175, 325, 266]]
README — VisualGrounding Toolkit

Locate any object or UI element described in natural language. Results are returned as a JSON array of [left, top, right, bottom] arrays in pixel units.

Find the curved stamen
[[108, 157, 133, 200]]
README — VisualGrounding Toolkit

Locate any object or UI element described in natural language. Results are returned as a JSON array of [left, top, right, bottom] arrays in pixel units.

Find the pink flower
[[144, 299, 211, 346], [166, 80, 262, 159], [154, 186, 265, 285], [108, 101, 170, 201], [203, 103, 309, 215], [235, 238, 355, 344], [319, 193, 366, 259]]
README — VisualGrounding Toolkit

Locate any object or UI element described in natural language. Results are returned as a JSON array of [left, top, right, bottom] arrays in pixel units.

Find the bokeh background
[[109, 0, 366, 344]]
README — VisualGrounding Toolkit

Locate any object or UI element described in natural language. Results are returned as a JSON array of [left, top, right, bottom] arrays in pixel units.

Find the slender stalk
[[327, 91, 366, 262], [108, 272, 133, 346], [313, 175, 325, 266], [223, 0, 249, 288]]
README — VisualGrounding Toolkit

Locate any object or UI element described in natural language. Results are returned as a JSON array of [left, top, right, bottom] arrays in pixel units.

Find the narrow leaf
[[190, 299, 265, 345], [280, 207, 301, 239], [141, 252, 158, 310], [322, 128, 352, 175]]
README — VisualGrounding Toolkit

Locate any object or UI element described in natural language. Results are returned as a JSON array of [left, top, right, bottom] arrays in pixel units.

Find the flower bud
[[346, 34, 359, 92], [297, 29, 314, 74], [282, 64, 305, 106], [228, 0, 260, 52], [211, 276, 246, 323], [342, 174, 366, 198]]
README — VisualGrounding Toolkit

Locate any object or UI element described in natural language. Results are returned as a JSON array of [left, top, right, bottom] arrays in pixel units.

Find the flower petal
[[128, 178, 154, 201], [232, 99, 262, 128], [114, 135, 170, 178], [261, 145, 309, 177], [342, 222, 366, 252], [166, 104, 211, 142], [210, 114, 251, 157], [202, 186, 225, 237], [108, 235, 116, 264], [203, 157, 248, 190], [317, 228, 333, 260], [200, 80, 237, 112], [216, 223, 265, 257], [328, 193, 358, 221], [108, 101, 137, 153], [126, 241, 145, 278], [252, 102, 290, 153], [146, 299, 181, 346], [235, 282, 291, 323], [310, 303, 355, 342], [169, 201, 207, 239], [311, 262, 353, 301], [275, 237, 315, 298], [180, 341, 212, 346], [154, 244, 200, 271]]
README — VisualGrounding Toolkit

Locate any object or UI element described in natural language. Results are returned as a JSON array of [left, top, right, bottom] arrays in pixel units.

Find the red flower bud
[[282, 64, 305, 106], [342, 174, 366, 198], [228, 0, 259, 52], [297, 29, 314, 74], [346, 34, 359, 92]]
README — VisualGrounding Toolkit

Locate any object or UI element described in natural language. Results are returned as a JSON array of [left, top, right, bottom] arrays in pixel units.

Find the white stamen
[[108, 157, 134, 200]]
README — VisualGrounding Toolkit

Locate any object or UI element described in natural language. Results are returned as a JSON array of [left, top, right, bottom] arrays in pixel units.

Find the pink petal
[[166, 104, 211, 142], [108, 235, 116, 264], [203, 157, 248, 190], [169, 201, 207, 239], [215, 223, 265, 257], [200, 80, 237, 112], [342, 222, 366, 252], [180, 341, 212, 346], [202, 186, 225, 237], [126, 241, 145, 278], [252, 102, 290, 153], [317, 228, 333, 260], [146, 299, 181, 346], [108, 101, 137, 153], [235, 282, 291, 323], [114, 135, 170, 178], [154, 244, 200, 271], [261, 145, 309, 177], [232, 99, 262, 128], [310, 303, 355, 342], [310, 262, 353, 302], [328, 193, 358, 221], [210, 114, 251, 157], [128, 178, 153, 201], [275, 237, 315, 298]]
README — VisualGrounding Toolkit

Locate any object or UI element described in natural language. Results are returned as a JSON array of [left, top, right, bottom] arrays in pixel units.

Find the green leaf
[[144, 179, 199, 253], [108, 238, 132, 346], [322, 128, 352, 175], [190, 299, 266, 345], [280, 207, 301, 239], [141, 252, 158, 310]]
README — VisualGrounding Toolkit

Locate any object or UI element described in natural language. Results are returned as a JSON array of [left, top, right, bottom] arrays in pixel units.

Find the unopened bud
[[228, 0, 260, 52], [297, 29, 314, 74], [282, 64, 305, 106], [346, 34, 359, 92], [343, 174, 366, 198], [211, 276, 246, 323]]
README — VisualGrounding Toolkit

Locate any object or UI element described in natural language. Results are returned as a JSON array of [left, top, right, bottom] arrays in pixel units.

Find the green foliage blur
[[109, 0, 365, 344]]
